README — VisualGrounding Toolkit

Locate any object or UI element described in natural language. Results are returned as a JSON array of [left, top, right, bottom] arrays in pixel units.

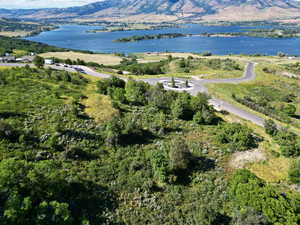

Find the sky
[[0, 0, 103, 9]]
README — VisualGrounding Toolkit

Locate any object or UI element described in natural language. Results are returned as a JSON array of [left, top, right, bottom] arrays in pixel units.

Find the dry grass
[[0, 31, 31, 37], [39, 51, 122, 65], [84, 93, 118, 124], [81, 75, 118, 124], [134, 52, 201, 63], [248, 157, 291, 183]]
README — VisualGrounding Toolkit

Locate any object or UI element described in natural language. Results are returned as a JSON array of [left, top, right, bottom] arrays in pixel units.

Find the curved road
[[0, 62, 265, 126], [139, 62, 264, 126]]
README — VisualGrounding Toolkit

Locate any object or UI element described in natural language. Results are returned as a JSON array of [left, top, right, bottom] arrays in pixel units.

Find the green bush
[[168, 138, 192, 173], [229, 169, 300, 225], [264, 119, 278, 136], [125, 79, 150, 105], [0, 121, 18, 141], [288, 158, 300, 185], [216, 123, 257, 151], [275, 130, 300, 157], [97, 76, 125, 95]]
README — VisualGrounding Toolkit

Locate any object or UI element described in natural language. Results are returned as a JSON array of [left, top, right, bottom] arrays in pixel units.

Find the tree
[[171, 92, 193, 120], [147, 83, 168, 110], [104, 117, 122, 146], [216, 123, 257, 151], [169, 138, 191, 172], [125, 79, 149, 105], [171, 77, 176, 88], [275, 129, 300, 157], [288, 158, 300, 185], [190, 93, 210, 112], [108, 87, 126, 103], [229, 169, 300, 225], [282, 104, 296, 116], [277, 52, 286, 57], [0, 121, 18, 141], [281, 144, 300, 157], [193, 108, 215, 125], [0, 159, 116, 225], [33, 56, 45, 68], [264, 119, 277, 136], [65, 58, 73, 65], [185, 80, 189, 88], [97, 76, 125, 95], [149, 149, 168, 183]]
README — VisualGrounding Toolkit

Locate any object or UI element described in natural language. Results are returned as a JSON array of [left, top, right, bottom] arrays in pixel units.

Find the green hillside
[[0, 65, 299, 224]]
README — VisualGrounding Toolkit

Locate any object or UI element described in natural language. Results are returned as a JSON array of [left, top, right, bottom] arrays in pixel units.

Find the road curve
[[0, 62, 265, 126], [140, 62, 264, 126]]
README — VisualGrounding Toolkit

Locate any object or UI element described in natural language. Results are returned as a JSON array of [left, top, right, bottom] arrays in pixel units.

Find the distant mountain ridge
[[1, 0, 300, 22]]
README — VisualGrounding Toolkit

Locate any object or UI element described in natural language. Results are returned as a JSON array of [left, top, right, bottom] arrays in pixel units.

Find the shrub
[[33, 56, 45, 68], [97, 76, 125, 95], [108, 87, 126, 103], [282, 104, 297, 116], [216, 123, 257, 151], [125, 79, 150, 105], [169, 138, 191, 172], [264, 119, 278, 136], [149, 149, 169, 183], [0, 121, 18, 141], [288, 158, 300, 185], [229, 169, 300, 225], [275, 130, 300, 157]]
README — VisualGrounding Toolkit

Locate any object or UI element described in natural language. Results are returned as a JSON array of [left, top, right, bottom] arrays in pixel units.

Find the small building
[[45, 59, 54, 65]]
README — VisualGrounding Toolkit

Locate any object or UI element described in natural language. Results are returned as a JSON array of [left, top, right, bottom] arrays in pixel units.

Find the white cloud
[[0, 0, 103, 9]]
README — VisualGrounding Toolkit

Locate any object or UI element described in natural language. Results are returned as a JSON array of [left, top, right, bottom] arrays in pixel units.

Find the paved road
[[0, 62, 265, 126], [140, 62, 264, 126], [71, 63, 264, 126]]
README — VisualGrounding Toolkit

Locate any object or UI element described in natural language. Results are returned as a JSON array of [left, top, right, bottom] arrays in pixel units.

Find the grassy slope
[[208, 63, 300, 131], [1, 65, 299, 223], [81, 75, 118, 123]]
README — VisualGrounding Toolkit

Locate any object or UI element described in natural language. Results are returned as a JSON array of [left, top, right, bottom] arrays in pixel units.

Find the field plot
[[39, 51, 123, 65]]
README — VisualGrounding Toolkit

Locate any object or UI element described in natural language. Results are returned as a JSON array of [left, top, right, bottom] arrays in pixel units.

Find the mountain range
[[1, 0, 300, 22]]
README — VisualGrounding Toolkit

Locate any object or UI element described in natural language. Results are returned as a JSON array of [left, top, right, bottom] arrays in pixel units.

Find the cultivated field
[[39, 51, 123, 65]]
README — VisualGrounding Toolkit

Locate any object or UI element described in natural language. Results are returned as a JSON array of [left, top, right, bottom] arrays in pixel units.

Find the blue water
[[26, 24, 300, 55]]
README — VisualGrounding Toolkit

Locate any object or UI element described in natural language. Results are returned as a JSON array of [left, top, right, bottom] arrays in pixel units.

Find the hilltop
[[1, 0, 300, 22]]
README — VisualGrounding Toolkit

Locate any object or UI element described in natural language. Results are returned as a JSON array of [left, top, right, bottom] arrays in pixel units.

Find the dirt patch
[[280, 71, 300, 79], [229, 149, 266, 169]]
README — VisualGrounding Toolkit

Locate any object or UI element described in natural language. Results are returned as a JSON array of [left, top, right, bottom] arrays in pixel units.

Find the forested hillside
[[0, 65, 299, 224], [0, 36, 66, 56]]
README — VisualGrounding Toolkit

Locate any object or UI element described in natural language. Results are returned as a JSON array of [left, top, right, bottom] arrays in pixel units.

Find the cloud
[[0, 0, 103, 9]]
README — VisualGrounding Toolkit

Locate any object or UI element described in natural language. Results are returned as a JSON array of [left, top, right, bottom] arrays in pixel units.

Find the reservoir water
[[26, 24, 300, 55]]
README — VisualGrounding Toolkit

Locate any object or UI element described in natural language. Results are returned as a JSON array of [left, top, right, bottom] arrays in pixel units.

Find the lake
[[26, 24, 300, 55]]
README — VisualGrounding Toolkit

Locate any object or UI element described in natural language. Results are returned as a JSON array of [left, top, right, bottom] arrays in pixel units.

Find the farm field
[[39, 51, 123, 65]]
